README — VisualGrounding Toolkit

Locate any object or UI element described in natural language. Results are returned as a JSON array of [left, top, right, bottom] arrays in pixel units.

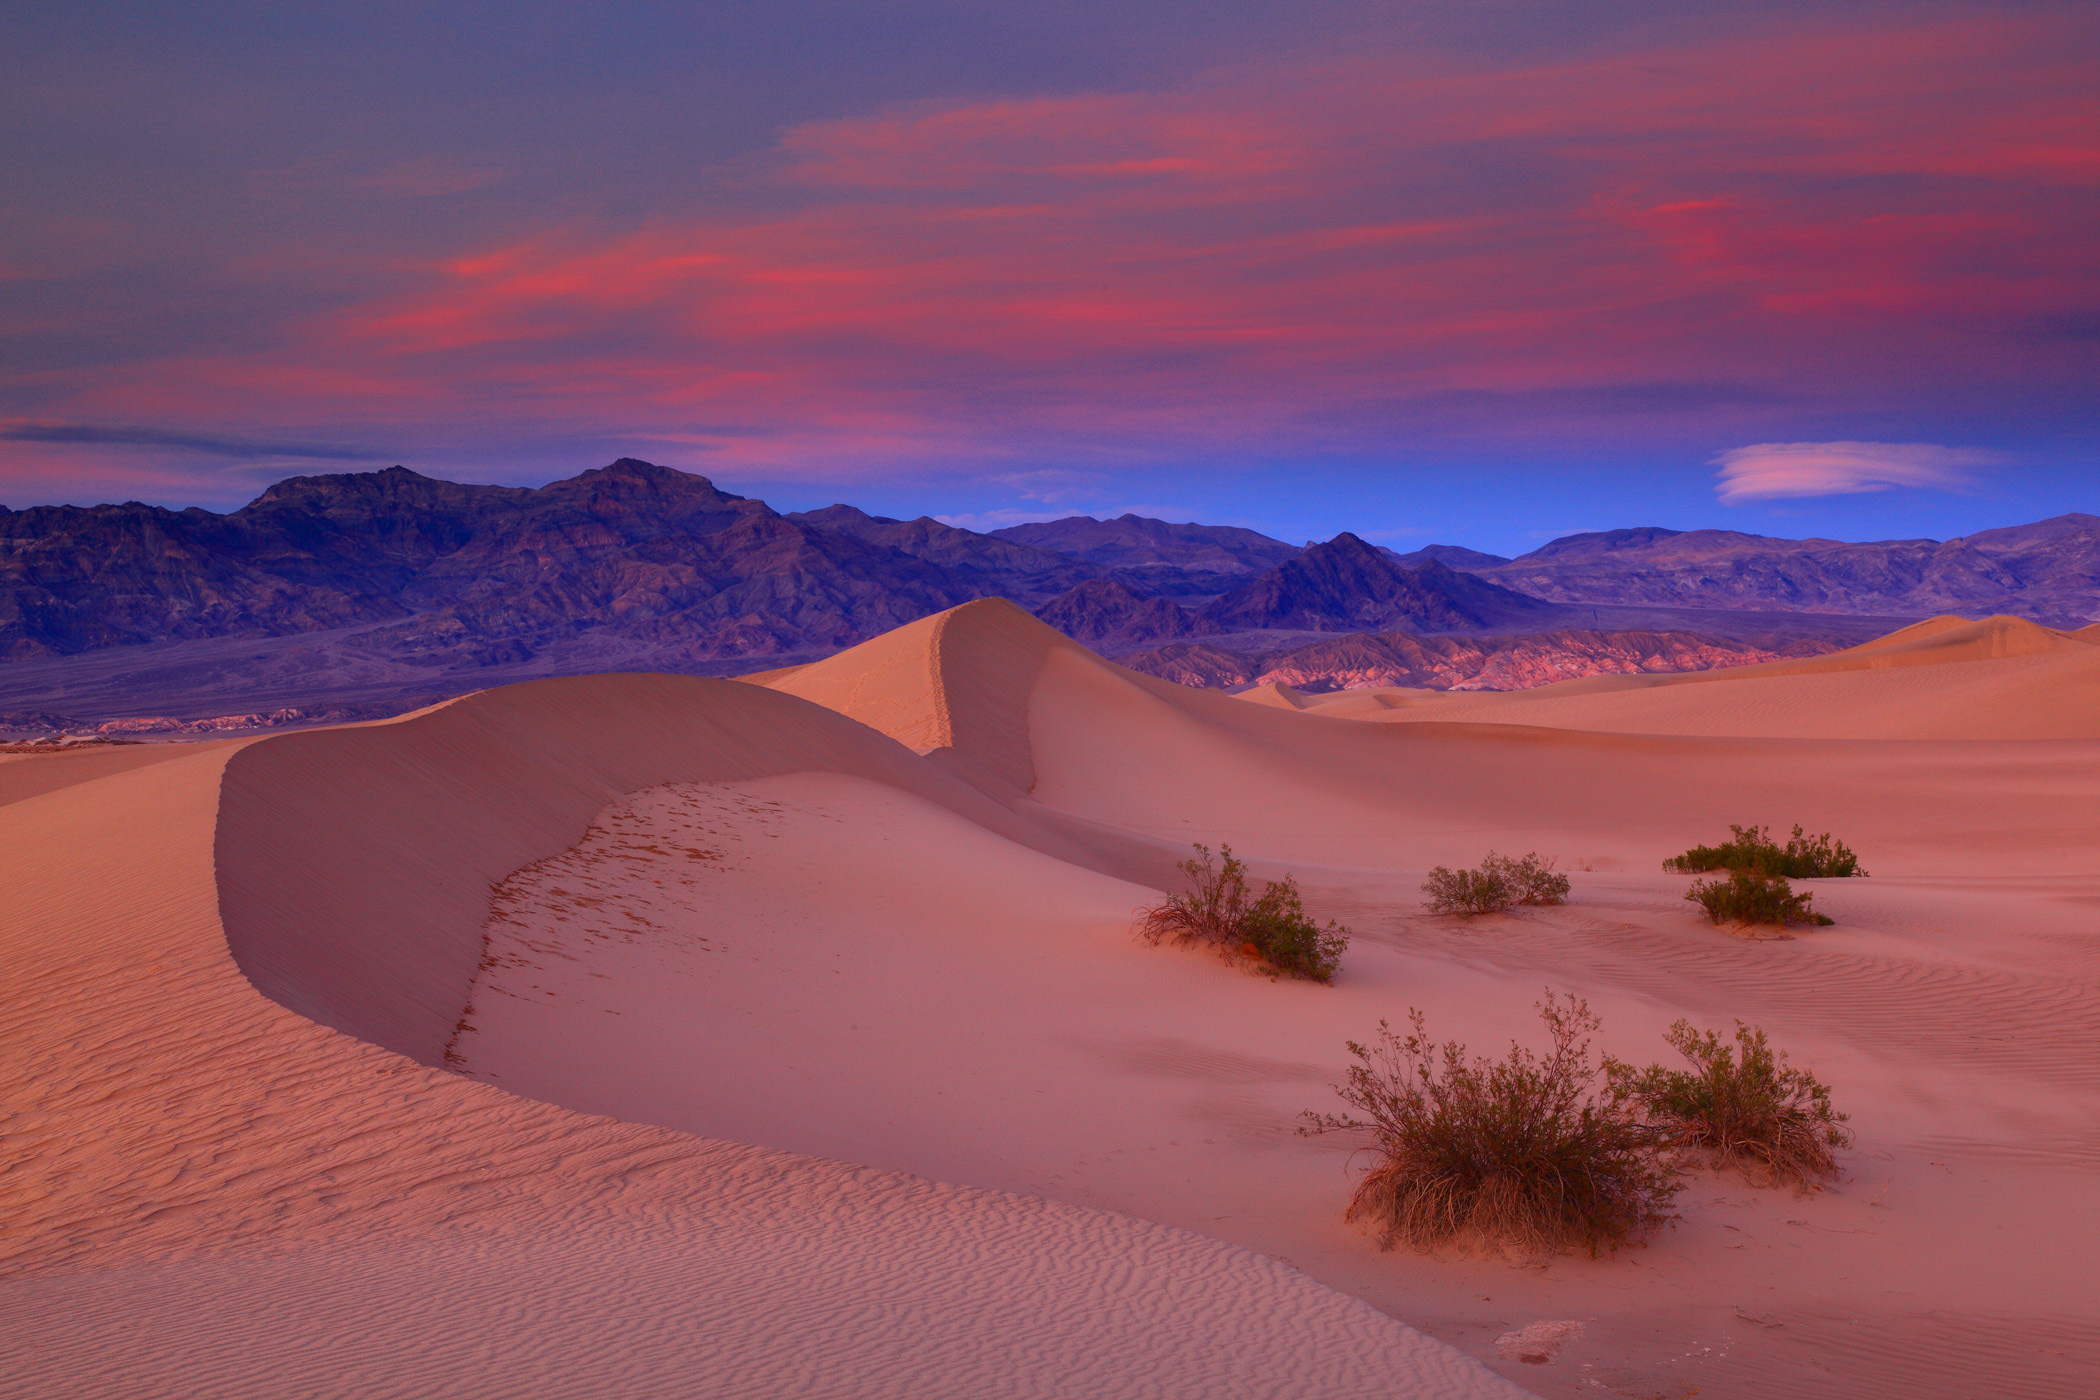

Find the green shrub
[[1302, 994, 1679, 1256], [1664, 824, 1865, 878], [1686, 869, 1833, 927], [1608, 1021, 1851, 1189], [1422, 864, 1509, 915], [1422, 851, 1570, 915], [1137, 844, 1348, 982]]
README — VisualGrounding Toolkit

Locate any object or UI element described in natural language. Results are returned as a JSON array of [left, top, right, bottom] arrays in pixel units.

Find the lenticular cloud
[[1711, 442, 1994, 503]]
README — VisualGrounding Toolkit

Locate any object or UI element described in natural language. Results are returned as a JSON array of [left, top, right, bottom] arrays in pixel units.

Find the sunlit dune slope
[[10, 603, 2099, 1398], [3, 678, 1524, 1400], [754, 600, 2100, 873], [218, 671, 1097, 1065], [1274, 614, 2100, 741]]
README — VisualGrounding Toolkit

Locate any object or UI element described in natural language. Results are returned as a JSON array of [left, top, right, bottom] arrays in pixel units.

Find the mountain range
[[2, 458, 2094, 722]]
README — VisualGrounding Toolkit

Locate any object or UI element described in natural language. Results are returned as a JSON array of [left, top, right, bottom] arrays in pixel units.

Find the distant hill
[[1474, 517, 2100, 624], [1384, 543, 1513, 570], [1121, 627, 1811, 693], [1199, 533, 1556, 635], [1032, 577, 1202, 647], [2, 459, 2092, 726], [990, 513, 1300, 599], [0, 461, 985, 663], [783, 504, 1093, 603]]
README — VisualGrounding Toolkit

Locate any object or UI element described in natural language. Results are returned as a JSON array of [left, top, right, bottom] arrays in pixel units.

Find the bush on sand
[[1421, 851, 1570, 915], [1302, 994, 1679, 1256], [1664, 824, 1865, 879], [1608, 1021, 1851, 1189], [1685, 869, 1833, 928], [1137, 843, 1348, 983]]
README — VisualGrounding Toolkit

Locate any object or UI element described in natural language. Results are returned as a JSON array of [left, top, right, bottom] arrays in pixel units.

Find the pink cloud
[[1712, 442, 1996, 502], [14, 10, 2096, 487]]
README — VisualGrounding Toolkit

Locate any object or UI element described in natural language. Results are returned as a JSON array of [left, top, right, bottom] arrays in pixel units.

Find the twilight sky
[[2, 1, 2095, 555]]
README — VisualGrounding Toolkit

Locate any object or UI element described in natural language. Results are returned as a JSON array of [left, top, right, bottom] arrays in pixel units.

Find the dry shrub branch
[[1421, 852, 1570, 915], [1302, 993, 1678, 1256], [1685, 870, 1833, 928], [1608, 1021, 1852, 1189], [1137, 843, 1348, 983], [1664, 824, 1865, 879]]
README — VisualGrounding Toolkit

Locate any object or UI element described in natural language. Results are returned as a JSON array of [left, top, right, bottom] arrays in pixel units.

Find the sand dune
[[3, 674, 1524, 1400], [8, 598, 2099, 1397], [1276, 613, 2100, 740]]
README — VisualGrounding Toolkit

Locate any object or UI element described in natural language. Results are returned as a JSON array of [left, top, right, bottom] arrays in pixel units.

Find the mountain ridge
[[3, 461, 2093, 725]]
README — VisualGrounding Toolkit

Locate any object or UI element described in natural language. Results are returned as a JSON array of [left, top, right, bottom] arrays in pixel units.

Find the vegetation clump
[[1609, 1020, 1852, 1189], [1664, 824, 1865, 879], [1137, 843, 1349, 982], [1685, 869, 1833, 928], [1421, 851, 1570, 915], [1302, 994, 1679, 1256]]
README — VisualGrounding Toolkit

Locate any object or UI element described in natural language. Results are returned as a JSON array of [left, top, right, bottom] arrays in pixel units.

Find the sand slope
[[1273, 614, 2100, 741], [10, 597, 2100, 1397], [2, 679, 1525, 1399]]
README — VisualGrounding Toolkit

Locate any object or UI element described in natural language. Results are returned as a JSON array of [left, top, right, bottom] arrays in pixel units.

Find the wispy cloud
[[1712, 441, 1996, 502], [0, 422, 391, 462]]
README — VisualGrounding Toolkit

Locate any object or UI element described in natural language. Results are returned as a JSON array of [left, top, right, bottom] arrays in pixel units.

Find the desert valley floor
[[4, 601, 2098, 1398]]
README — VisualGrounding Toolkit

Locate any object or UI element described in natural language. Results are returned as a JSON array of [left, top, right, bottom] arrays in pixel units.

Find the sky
[[2, 1, 2095, 556]]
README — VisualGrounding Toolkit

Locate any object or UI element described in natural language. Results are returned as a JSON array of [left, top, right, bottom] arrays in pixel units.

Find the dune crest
[[11, 599, 2100, 1397], [3, 677, 1530, 1400], [761, 597, 1080, 800]]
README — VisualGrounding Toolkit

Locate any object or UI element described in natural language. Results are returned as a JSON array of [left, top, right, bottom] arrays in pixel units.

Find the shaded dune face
[[215, 668, 1093, 1066], [189, 598, 2100, 1400], [0, 653, 1539, 1399]]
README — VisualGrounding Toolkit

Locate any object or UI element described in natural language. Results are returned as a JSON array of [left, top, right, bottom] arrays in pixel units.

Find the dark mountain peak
[[991, 514, 1300, 586], [243, 464, 458, 511], [789, 504, 903, 528], [1387, 542, 1513, 570], [526, 460, 761, 527], [1034, 577, 1199, 647], [1523, 526, 1686, 560], [1313, 529, 1377, 558], [786, 505, 1094, 602], [1202, 532, 1553, 634], [563, 458, 741, 496]]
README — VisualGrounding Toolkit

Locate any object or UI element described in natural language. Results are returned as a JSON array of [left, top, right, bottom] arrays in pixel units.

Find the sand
[[1, 671, 1523, 1399], [1278, 614, 2100, 740], [6, 598, 2097, 1397]]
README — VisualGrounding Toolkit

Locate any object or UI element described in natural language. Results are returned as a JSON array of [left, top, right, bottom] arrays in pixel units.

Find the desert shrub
[[1608, 1021, 1851, 1188], [1686, 869, 1832, 927], [1422, 851, 1569, 915], [1137, 844, 1348, 983], [1422, 864, 1508, 915], [1302, 994, 1679, 1256], [1664, 824, 1865, 878]]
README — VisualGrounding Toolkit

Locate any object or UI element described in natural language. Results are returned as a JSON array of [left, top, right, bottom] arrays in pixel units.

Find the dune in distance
[[5, 598, 2098, 1398]]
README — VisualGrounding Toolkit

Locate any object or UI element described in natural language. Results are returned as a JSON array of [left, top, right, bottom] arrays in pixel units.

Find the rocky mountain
[[989, 514, 1301, 599], [5, 458, 2091, 725], [784, 504, 1094, 603], [1198, 533, 1557, 635], [1032, 578, 1202, 647], [0, 461, 986, 663], [1473, 516, 2100, 625], [1122, 627, 1811, 693], [1385, 543, 1513, 570]]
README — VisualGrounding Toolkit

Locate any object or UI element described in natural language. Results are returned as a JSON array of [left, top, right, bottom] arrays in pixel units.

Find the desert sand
[[1273, 615, 2100, 741], [5, 599, 2097, 1397]]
